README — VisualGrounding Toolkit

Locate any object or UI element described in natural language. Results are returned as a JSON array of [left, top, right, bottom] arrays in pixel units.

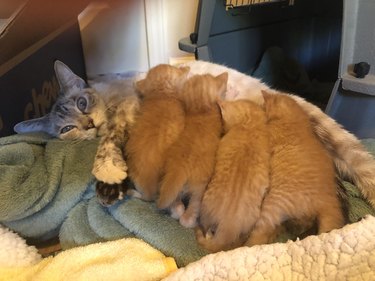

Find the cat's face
[[181, 72, 228, 112], [135, 64, 190, 96], [14, 61, 107, 140]]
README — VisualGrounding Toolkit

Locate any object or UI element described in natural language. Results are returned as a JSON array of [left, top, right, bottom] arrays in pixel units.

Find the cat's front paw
[[92, 150, 128, 184], [96, 181, 127, 206]]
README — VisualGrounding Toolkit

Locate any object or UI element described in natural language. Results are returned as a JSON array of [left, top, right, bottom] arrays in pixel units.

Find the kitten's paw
[[96, 181, 127, 206], [179, 213, 198, 228], [93, 151, 128, 184], [170, 202, 185, 219], [195, 227, 208, 246]]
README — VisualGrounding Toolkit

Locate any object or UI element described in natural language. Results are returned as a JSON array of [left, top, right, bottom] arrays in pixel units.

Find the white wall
[[162, 0, 199, 63], [79, 0, 149, 77], [79, 0, 198, 76]]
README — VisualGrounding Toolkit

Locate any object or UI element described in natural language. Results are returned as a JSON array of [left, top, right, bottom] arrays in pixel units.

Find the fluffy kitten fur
[[157, 73, 228, 228], [196, 99, 270, 252], [245, 91, 344, 246], [125, 64, 190, 201], [182, 61, 375, 208]]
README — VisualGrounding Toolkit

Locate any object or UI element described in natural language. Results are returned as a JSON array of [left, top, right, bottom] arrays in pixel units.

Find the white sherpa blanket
[[164, 215, 375, 281]]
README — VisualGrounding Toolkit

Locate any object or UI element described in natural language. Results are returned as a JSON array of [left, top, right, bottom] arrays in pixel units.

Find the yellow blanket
[[0, 238, 177, 281]]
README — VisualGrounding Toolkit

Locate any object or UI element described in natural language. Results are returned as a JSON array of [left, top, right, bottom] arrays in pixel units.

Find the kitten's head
[[180, 72, 228, 112], [262, 90, 302, 121], [135, 64, 190, 97], [14, 61, 107, 140], [218, 99, 265, 132]]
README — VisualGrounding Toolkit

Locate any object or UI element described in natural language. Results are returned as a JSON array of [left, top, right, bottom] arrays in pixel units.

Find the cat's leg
[[157, 167, 187, 210], [93, 96, 139, 184], [179, 183, 206, 228], [290, 94, 375, 208], [317, 201, 345, 234], [130, 174, 160, 202], [245, 193, 286, 246], [93, 96, 140, 204]]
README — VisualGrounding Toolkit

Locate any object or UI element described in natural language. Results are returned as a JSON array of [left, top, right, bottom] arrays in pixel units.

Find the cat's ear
[[13, 115, 53, 136], [179, 66, 190, 77], [261, 90, 271, 99], [54, 61, 86, 94], [135, 79, 147, 94], [261, 90, 274, 111], [215, 72, 229, 93]]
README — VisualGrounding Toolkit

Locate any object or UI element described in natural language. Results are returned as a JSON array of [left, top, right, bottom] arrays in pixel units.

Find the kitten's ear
[[13, 115, 53, 135], [179, 66, 190, 77], [261, 90, 271, 100], [54, 61, 86, 94], [135, 79, 147, 94], [216, 72, 229, 93]]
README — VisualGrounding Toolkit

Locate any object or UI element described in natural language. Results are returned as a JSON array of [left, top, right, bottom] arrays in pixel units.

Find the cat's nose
[[86, 118, 95, 130]]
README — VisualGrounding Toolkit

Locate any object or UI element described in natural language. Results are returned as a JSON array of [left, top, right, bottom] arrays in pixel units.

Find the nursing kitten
[[157, 73, 228, 228], [245, 91, 345, 246], [125, 64, 189, 201], [183, 60, 375, 208], [196, 99, 270, 253]]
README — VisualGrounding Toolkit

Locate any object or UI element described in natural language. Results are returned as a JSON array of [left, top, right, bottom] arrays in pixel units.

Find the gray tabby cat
[[14, 61, 140, 205], [14, 60, 375, 208]]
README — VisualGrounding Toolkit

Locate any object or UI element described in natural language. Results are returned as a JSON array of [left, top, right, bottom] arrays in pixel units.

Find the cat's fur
[[196, 99, 270, 252], [157, 73, 228, 228], [14, 60, 375, 209], [125, 64, 189, 201], [245, 91, 344, 246]]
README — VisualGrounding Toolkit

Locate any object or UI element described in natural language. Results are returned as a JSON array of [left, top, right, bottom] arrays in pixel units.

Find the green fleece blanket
[[1, 133, 375, 267]]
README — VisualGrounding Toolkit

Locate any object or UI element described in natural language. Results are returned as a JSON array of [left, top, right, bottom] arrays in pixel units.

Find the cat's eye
[[76, 97, 88, 112], [60, 125, 77, 134]]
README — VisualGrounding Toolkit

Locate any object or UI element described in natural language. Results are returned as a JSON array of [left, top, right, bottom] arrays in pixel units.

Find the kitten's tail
[[157, 168, 187, 210], [291, 94, 375, 208]]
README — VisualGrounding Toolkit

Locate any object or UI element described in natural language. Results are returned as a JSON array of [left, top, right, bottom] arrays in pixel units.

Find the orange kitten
[[157, 73, 228, 228], [245, 91, 344, 246], [125, 64, 189, 201], [196, 100, 270, 252]]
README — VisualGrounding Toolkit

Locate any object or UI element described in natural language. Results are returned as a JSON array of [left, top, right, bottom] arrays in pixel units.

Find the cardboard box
[[0, 0, 89, 137]]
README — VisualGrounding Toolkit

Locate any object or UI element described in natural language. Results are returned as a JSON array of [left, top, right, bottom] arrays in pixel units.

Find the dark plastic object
[[353, 62, 370, 78]]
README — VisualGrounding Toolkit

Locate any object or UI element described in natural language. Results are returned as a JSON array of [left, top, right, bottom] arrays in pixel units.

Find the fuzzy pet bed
[[1, 216, 375, 280], [0, 132, 375, 269]]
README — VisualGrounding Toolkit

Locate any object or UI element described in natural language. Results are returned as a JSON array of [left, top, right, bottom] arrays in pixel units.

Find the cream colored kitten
[[182, 60, 375, 208], [125, 64, 189, 201], [157, 73, 228, 228], [196, 99, 270, 252], [245, 91, 344, 246]]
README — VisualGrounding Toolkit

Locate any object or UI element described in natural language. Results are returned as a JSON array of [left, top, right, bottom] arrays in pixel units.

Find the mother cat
[[14, 60, 375, 207]]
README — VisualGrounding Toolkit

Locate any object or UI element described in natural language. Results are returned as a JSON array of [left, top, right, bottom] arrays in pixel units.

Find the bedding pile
[[0, 132, 375, 268], [0, 237, 177, 281]]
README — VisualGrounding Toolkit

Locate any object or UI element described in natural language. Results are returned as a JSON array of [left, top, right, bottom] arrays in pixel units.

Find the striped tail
[[291, 94, 375, 208]]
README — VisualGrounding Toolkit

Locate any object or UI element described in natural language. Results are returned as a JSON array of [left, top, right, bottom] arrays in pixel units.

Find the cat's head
[[218, 99, 265, 132], [262, 90, 301, 121], [14, 61, 107, 140], [135, 64, 190, 97], [180, 72, 228, 112]]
